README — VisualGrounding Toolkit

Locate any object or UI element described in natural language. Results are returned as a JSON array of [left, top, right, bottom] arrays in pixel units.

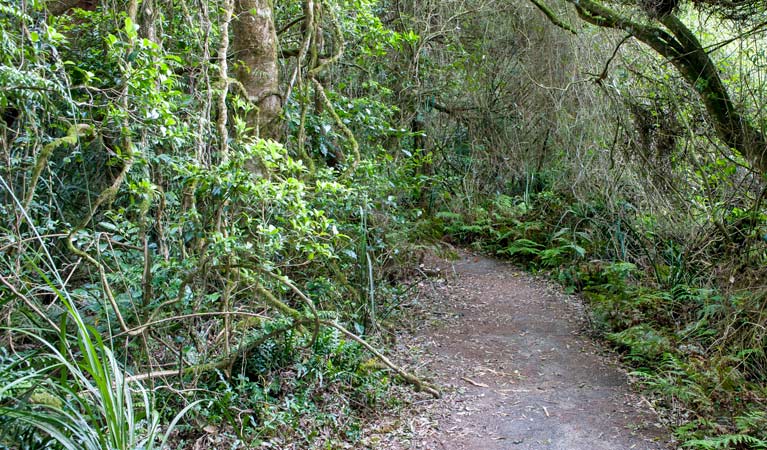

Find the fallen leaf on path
[[461, 377, 489, 388]]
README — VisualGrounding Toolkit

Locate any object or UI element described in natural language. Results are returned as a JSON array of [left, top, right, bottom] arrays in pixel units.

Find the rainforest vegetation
[[1, 0, 767, 447]]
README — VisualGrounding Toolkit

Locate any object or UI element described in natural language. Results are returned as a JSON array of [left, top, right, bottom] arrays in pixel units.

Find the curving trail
[[385, 252, 672, 450]]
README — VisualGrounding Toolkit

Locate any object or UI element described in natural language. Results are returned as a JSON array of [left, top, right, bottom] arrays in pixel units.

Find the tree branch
[[528, 0, 577, 34], [539, 0, 767, 173]]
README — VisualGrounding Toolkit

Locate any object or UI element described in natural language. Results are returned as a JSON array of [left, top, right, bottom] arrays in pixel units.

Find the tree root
[[128, 291, 440, 397], [320, 319, 440, 398]]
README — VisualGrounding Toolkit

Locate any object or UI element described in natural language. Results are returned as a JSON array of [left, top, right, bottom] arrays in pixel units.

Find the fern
[[736, 410, 767, 434], [632, 355, 712, 408], [608, 324, 671, 361], [683, 433, 767, 449], [434, 211, 462, 221], [504, 238, 544, 257], [540, 246, 567, 267], [683, 410, 767, 449]]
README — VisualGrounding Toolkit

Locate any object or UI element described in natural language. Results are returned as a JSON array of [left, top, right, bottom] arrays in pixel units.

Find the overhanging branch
[[529, 0, 577, 34], [531, 0, 767, 173]]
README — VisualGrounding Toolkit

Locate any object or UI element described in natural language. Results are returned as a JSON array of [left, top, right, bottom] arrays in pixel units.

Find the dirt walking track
[[382, 252, 672, 450]]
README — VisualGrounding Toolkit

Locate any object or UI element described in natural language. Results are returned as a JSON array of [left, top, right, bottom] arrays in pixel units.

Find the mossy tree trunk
[[231, 0, 282, 139]]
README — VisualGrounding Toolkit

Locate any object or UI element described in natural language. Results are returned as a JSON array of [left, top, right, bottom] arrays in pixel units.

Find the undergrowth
[[0, 3, 433, 447]]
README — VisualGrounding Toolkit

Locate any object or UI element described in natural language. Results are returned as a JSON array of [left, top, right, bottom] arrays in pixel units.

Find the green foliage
[[182, 326, 392, 448], [0, 263, 193, 450], [683, 434, 767, 450], [504, 238, 545, 258], [609, 325, 672, 362], [0, 0, 434, 446]]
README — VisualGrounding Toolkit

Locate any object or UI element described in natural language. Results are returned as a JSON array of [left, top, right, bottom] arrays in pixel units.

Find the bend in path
[[387, 252, 672, 450]]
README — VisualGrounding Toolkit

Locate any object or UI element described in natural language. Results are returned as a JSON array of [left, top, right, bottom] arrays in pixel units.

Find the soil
[[375, 250, 673, 450]]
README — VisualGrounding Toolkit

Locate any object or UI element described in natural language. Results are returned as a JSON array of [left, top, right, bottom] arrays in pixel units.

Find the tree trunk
[[46, 0, 96, 15], [231, 0, 282, 139]]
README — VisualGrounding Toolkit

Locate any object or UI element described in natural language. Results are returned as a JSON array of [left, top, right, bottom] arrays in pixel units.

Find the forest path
[[382, 251, 672, 450]]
